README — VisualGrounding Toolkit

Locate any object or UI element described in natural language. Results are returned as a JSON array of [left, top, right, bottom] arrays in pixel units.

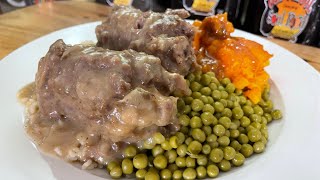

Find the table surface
[[1, 1, 320, 72]]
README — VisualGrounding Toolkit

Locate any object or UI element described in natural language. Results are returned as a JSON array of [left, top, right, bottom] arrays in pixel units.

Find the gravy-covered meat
[[21, 39, 190, 165], [96, 6, 195, 75]]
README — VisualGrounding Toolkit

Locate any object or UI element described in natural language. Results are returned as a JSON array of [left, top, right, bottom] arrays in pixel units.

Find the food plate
[[1, 22, 320, 180]]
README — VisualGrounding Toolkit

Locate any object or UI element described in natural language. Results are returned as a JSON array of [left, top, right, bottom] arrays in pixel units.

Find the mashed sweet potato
[[193, 13, 273, 104]]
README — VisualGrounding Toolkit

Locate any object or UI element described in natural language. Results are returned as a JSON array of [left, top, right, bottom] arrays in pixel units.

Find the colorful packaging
[[183, 0, 220, 16], [106, 0, 133, 6], [260, 0, 317, 42]]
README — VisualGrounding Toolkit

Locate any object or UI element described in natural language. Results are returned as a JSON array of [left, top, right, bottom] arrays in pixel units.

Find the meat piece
[[36, 39, 189, 139], [26, 39, 190, 163], [95, 6, 195, 75]]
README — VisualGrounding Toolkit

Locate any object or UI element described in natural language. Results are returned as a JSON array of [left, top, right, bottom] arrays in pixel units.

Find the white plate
[[1, 22, 320, 180]]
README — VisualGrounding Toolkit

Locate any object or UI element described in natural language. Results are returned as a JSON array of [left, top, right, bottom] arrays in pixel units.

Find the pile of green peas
[[106, 71, 282, 179]]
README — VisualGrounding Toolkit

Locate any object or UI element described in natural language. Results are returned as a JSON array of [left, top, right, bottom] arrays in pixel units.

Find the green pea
[[225, 83, 236, 93], [202, 144, 211, 155], [153, 132, 166, 144], [188, 141, 202, 154], [143, 138, 156, 149], [182, 105, 191, 114], [238, 126, 246, 134], [192, 92, 202, 100], [214, 101, 224, 112], [169, 136, 179, 149], [196, 155, 208, 166], [253, 106, 264, 116], [184, 97, 193, 105], [223, 146, 236, 160], [213, 124, 226, 137], [230, 140, 242, 151], [202, 126, 212, 136], [206, 134, 218, 143], [224, 130, 231, 137], [209, 141, 219, 149], [185, 137, 193, 145], [219, 99, 228, 107], [202, 104, 215, 113], [261, 129, 269, 139], [179, 115, 190, 127], [200, 87, 212, 96], [253, 141, 265, 153], [161, 140, 172, 151], [271, 109, 282, 120], [261, 116, 268, 125], [151, 145, 164, 157], [235, 89, 243, 95], [232, 153, 245, 166], [210, 148, 224, 163], [191, 128, 206, 143], [243, 105, 254, 115], [239, 96, 247, 105], [218, 136, 230, 146], [173, 170, 183, 180], [219, 159, 231, 172], [177, 144, 187, 157], [219, 116, 231, 129], [251, 122, 262, 130], [133, 154, 148, 169], [211, 76, 220, 85], [194, 166, 206, 179], [232, 107, 244, 119], [209, 83, 218, 91], [107, 161, 119, 172], [189, 111, 200, 117], [212, 90, 221, 100], [121, 158, 133, 175], [230, 129, 240, 138], [201, 112, 215, 126], [261, 136, 268, 145], [136, 169, 147, 179], [199, 95, 209, 104], [248, 129, 262, 142], [250, 114, 262, 123], [190, 116, 203, 128], [264, 113, 273, 123], [145, 170, 160, 180], [153, 154, 168, 169], [177, 98, 185, 111], [187, 73, 195, 82], [175, 157, 186, 168], [190, 81, 202, 92], [207, 96, 214, 104], [240, 116, 251, 127], [186, 156, 196, 168], [201, 74, 212, 86], [171, 164, 181, 173], [165, 150, 177, 163], [240, 144, 254, 157], [191, 99, 204, 112], [180, 126, 189, 135], [160, 169, 172, 180], [110, 166, 122, 179], [175, 132, 185, 145], [183, 168, 197, 180], [227, 100, 234, 108], [221, 78, 231, 85], [238, 134, 249, 144], [221, 90, 229, 99], [221, 108, 232, 118], [207, 164, 219, 178]]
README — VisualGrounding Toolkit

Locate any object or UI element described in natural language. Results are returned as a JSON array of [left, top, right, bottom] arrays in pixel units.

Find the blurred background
[[0, 0, 319, 47]]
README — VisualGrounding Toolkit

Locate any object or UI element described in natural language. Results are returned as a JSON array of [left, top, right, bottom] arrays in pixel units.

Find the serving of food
[[0, 5, 315, 180]]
